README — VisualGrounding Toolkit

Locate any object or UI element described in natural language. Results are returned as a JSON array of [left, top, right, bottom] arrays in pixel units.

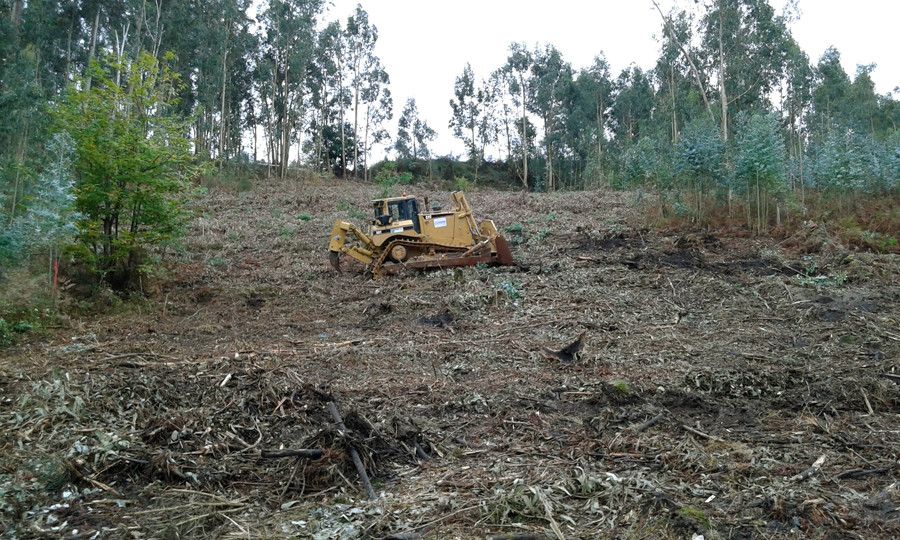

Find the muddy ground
[[1, 178, 898, 539]]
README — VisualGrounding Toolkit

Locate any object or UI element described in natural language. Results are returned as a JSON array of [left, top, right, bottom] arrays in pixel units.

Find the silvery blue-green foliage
[[0, 133, 78, 270], [734, 112, 787, 195], [883, 132, 900, 192], [23, 133, 79, 245], [810, 130, 898, 193], [676, 117, 726, 190]]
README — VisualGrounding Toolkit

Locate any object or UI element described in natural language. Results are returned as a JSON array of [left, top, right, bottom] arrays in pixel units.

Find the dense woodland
[[0, 0, 898, 291]]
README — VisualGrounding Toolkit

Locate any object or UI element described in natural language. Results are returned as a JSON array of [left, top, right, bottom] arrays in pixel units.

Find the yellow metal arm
[[329, 221, 377, 267]]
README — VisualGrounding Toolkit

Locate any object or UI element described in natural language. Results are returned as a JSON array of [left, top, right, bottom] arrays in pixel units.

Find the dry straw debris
[[1, 178, 898, 538]]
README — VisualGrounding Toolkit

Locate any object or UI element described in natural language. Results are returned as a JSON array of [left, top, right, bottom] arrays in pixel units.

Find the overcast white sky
[[324, 0, 899, 158]]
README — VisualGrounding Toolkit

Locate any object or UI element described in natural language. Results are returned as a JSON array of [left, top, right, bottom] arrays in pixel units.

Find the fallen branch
[[327, 401, 376, 500], [790, 454, 827, 482], [835, 467, 890, 480], [681, 424, 724, 442], [631, 412, 665, 433], [260, 449, 324, 459], [861, 388, 875, 415]]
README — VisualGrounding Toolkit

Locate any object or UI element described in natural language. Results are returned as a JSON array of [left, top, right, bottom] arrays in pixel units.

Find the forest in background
[[0, 0, 898, 331]]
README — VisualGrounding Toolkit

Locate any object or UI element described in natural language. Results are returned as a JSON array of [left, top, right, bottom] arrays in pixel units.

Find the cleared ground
[[1, 177, 898, 539]]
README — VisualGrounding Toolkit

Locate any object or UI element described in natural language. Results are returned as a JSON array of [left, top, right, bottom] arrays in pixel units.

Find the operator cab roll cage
[[373, 198, 421, 233]]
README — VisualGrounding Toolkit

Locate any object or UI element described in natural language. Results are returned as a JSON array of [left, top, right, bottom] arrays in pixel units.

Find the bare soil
[[1, 178, 898, 539]]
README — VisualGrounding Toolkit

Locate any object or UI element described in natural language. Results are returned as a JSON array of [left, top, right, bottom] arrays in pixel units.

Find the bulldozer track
[[369, 237, 487, 277]]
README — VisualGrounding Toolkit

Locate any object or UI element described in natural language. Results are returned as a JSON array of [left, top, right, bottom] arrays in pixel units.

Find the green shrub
[[454, 176, 472, 192], [0, 319, 12, 347], [504, 223, 524, 235], [55, 52, 203, 290], [499, 281, 522, 301]]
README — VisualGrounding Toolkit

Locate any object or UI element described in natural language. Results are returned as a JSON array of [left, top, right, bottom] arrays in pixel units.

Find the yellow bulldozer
[[328, 192, 515, 277]]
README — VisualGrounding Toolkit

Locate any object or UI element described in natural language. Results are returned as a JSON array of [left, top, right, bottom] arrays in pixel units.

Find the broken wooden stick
[[790, 454, 827, 482], [327, 401, 376, 500], [681, 424, 724, 442], [861, 388, 875, 415], [260, 448, 324, 459], [631, 412, 665, 433]]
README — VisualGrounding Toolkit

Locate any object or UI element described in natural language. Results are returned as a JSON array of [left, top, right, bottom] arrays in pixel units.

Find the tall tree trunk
[[718, 4, 728, 141], [670, 64, 678, 143], [363, 105, 370, 181], [520, 76, 528, 190], [86, 8, 101, 90], [502, 101, 512, 162], [10, 0, 23, 27], [471, 123, 477, 183], [219, 47, 229, 167], [134, 0, 147, 55], [7, 125, 27, 225], [353, 84, 359, 178], [151, 0, 163, 59], [651, 0, 715, 123], [338, 65, 346, 178], [281, 60, 290, 179]]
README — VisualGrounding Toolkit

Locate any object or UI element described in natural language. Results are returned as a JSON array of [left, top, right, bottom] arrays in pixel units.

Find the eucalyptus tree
[[359, 68, 392, 180], [780, 40, 814, 194], [449, 63, 497, 183], [395, 98, 434, 161], [259, 0, 324, 178], [307, 21, 346, 172], [344, 5, 382, 178], [610, 66, 654, 144], [676, 117, 725, 221], [699, 0, 791, 141], [501, 43, 534, 189], [571, 55, 613, 186], [528, 45, 574, 191], [159, 0, 256, 161], [734, 112, 787, 233], [651, 9, 704, 145]]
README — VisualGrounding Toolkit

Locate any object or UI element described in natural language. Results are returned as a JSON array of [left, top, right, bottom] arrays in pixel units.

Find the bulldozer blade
[[493, 235, 515, 266], [328, 251, 342, 273]]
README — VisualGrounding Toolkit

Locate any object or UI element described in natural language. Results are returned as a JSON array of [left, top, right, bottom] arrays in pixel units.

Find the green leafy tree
[[449, 63, 496, 184], [259, 0, 324, 177], [56, 53, 201, 288], [395, 98, 435, 161], [500, 43, 535, 189], [676, 117, 725, 222], [610, 66, 654, 144], [571, 55, 613, 187], [528, 45, 574, 191], [734, 112, 787, 233]]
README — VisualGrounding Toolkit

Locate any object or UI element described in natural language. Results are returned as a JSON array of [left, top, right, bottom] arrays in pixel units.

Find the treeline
[[1, 0, 397, 286], [0, 0, 390, 188], [2, 0, 899, 251], [441, 0, 898, 207]]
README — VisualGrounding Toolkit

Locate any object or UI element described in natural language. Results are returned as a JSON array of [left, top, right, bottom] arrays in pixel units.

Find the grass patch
[[676, 505, 711, 529], [208, 257, 227, 268], [504, 223, 524, 235]]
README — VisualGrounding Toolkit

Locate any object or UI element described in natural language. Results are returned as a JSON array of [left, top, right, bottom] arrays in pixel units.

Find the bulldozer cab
[[372, 196, 421, 233]]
